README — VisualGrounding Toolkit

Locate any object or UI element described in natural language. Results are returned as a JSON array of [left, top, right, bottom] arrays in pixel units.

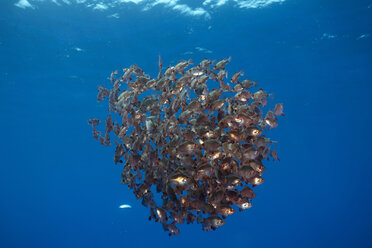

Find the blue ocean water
[[1, 0, 371, 247]]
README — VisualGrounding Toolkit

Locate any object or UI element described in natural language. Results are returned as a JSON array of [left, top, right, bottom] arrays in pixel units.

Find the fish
[[119, 204, 132, 209], [214, 56, 231, 70], [238, 165, 258, 179], [240, 79, 257, 89], [235, 198, 252, 210], [169, 175, 190, 186], [241, 186, 256, 199], [201, 216, 226, 231], [253, 89, 269, 106], [114, 141, 125, 164], [217, 206, 236, 218], [271, 149, 280, 161], [203, 139, 220, 151], [249, 160, 266, 174], [274, 103, 284, 116], [158, 54, 163, 80], [234, 91, 252, 102], [110, 70, 118, 83], [231, 70, 244, 84], [164, 223, 180, 236], [199, 58, 213, 69], [121, 67, 134, 82], [174, 59, 193, 74], [247, 176, 264, 186], [89, 56, 283, 236]]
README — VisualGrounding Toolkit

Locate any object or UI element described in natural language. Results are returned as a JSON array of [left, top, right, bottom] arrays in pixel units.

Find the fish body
[[214, 56, 231, 70], [201, 216, 226, 231], [158, 54, 163, 79], [231, 70, 244, 83]]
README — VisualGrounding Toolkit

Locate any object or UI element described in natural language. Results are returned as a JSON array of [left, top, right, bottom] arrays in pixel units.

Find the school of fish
[[88, 56, 284, 236]]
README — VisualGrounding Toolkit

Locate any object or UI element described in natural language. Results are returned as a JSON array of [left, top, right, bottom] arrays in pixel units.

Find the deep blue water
[[1, 0, 371, 247]]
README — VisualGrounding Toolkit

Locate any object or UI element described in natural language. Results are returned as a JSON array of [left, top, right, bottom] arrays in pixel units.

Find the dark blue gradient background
[[0, 1, 371, 247]]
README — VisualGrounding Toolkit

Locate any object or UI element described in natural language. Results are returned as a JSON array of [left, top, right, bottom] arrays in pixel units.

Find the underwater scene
[[1, 0, 371, 247]]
